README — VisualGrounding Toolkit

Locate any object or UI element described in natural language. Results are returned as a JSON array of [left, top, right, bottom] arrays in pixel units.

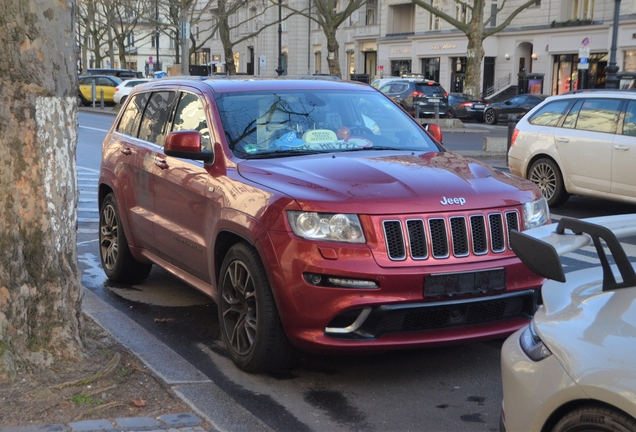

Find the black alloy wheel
[[484, 108, 498, 125], [99, 193, 152, 282], [218, 242, 299, 373]]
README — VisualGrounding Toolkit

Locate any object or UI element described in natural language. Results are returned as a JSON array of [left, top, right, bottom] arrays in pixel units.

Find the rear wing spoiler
[[510, 215, 636, 292]]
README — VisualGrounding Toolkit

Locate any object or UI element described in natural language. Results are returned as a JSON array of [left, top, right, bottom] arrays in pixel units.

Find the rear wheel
[[119, 95, 127, 106], [99, 193, 152, 282], [218, 242, 300, 373], [528, 158, 569, 207], [484, 108, 498, 125], [446, 108, 455, 119], [553, 404, 636, 432]]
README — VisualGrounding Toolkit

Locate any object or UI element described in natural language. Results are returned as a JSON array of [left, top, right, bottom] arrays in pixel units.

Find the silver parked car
[[508, 90, 636, 207]]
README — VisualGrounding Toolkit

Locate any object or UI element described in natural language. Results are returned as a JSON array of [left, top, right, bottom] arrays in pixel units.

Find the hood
[[238, 150, 539, 214], [535, 266, 636, 393]]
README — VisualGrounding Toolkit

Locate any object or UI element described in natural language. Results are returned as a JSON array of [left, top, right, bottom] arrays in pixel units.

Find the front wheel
[[484, 108, 498, 125], [99, 193, 152, 282], [446, 108, 455, 119], [553, 405, 636, 432], [218, 242, 300, 373], [528, 158, 569, 207]]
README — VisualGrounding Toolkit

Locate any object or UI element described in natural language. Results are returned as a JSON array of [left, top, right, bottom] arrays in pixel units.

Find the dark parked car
[[483, 94, 548, 124], [99, 77, 549, 373], [87, 68, 144, 79], [379, 79, 450, 118], [447, 94, 487, 122]]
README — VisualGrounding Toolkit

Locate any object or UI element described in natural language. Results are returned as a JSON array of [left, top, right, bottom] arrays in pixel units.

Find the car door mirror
[[164, 130, 214, 163]]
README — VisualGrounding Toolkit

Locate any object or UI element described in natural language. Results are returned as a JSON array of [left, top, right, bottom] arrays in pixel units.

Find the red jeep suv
[[98, 77, 549, 373]]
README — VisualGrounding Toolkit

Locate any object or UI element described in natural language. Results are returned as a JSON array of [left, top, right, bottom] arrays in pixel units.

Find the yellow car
[[78, 75, 122, 106]]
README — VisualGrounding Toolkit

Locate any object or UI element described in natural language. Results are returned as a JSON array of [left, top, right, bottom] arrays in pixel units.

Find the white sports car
[[501, 214, 636, 432]]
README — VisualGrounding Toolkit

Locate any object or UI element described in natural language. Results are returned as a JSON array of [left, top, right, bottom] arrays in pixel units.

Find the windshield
[[214, 89, 441, 159]]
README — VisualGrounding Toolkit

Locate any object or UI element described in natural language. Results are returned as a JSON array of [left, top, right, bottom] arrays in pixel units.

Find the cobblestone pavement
[[0, 413, 210, 432]]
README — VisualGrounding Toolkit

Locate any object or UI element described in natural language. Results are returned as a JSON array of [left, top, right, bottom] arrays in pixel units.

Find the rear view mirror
[[164, 131, 213, 163]]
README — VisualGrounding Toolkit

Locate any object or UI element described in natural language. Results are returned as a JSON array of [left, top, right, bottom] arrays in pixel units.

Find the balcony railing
[[354, 24, 380, 38]]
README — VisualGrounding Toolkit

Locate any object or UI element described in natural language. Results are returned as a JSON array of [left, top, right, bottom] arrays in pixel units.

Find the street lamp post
[[155, 0, 160, 72], [275, 0, 284, 76], [606, 0, 621, 89]]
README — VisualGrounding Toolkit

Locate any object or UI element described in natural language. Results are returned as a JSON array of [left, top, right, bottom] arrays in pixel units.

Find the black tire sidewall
[[529, 158, 568, 207], [218, 242, 298, 373]]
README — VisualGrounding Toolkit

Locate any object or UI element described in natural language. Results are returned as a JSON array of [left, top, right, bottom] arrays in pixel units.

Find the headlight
[[519, 321, 552, 361], [523, 196, 550, 230], [288, 212, 366, 243]]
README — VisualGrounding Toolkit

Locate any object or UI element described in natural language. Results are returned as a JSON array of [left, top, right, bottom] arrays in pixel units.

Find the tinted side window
[[116, 92, 150, 137], [574, 98, 621, 133], [138, 91, 177, 146], [529, 100, 570, 126], [562, 99, 584, 129], [622, 101, 636, 136], [98, 77, 118, 87], [172, 93, 211, 151]]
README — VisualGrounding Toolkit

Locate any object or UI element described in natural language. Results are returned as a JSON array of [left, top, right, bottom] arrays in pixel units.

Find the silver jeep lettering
[[440, 196, 466, 206]]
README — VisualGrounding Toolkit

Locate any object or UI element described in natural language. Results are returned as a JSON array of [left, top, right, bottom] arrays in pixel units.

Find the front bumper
[[265, 230, 544, 354], [500, 328, 585, 431]]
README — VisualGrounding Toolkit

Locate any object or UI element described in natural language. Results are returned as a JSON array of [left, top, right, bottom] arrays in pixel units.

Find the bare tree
[[286, 0, 367, 78], [107, 0, 153, 69], [410, 0, 538, 97], [0, 0, 83, 382], [78, 0, 110, 70], [214, 0, 279, 75]]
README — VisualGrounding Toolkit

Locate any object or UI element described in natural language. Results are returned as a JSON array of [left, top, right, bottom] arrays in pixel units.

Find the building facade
[[101, 1, 636, 98], [201, 0, 636, 97]]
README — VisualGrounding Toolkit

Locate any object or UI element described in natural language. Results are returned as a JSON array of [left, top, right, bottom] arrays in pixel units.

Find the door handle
[[120, 147, 132, 156], [556, 137, 569, 143], [154, 159, 169, 170], [614, 144, 630, 151]]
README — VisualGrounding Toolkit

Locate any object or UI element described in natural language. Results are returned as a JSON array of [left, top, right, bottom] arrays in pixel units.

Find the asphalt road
[[76, 111, 636, 432]]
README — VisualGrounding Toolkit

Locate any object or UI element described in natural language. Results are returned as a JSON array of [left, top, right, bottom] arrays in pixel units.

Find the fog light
[[327, 277, 378, 289]]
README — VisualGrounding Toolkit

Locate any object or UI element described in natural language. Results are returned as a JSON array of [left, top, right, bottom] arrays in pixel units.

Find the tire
[[446, 108, 455, 119], [484, 108, 498, 125], [218, 242, 300, 373], [99, 193, 152, 282], [119, 95, 127, 106], [78, 93, 90, 107], [528, 158, 569, 207], [553, 404, 636, 432]]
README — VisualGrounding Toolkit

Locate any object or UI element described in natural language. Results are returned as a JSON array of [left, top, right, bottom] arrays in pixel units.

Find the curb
[[0, 413, 207, 432]]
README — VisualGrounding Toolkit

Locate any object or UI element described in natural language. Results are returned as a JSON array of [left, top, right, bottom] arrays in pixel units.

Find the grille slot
[[406, 220, 428, 259], [384, 220, 406, 260], [382, 211, 520, 261], [489, 213, 505, 252], [429, 218, 449, 258], [450, 216, 468, 257]]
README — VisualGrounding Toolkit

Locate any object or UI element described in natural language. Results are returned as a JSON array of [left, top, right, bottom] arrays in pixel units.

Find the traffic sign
[[582, 37, 590, 47], [579, 47, 590, 58]]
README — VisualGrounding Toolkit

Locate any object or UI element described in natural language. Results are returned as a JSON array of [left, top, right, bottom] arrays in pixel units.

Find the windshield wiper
[[242, 149, 325, 159]]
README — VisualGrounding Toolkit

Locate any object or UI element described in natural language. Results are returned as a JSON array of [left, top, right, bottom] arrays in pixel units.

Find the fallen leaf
[[153, 318, 174, 323], [131, 399, 146, 407]]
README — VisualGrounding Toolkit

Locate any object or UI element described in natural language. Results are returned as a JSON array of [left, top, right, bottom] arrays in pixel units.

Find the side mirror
[[164, 130, 213, 163], [424, 123, 443, 143]]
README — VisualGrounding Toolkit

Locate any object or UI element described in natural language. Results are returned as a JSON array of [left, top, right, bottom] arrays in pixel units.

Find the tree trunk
[[465, 34, 485, 98], [326, 32, 341, 78], [0, 0, 84, 383]]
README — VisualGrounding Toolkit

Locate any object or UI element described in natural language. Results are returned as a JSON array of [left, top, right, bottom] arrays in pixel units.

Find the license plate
[[473, 104, 485, 109], [428, 98, 440, 103], [424, 269, 506, 298]]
